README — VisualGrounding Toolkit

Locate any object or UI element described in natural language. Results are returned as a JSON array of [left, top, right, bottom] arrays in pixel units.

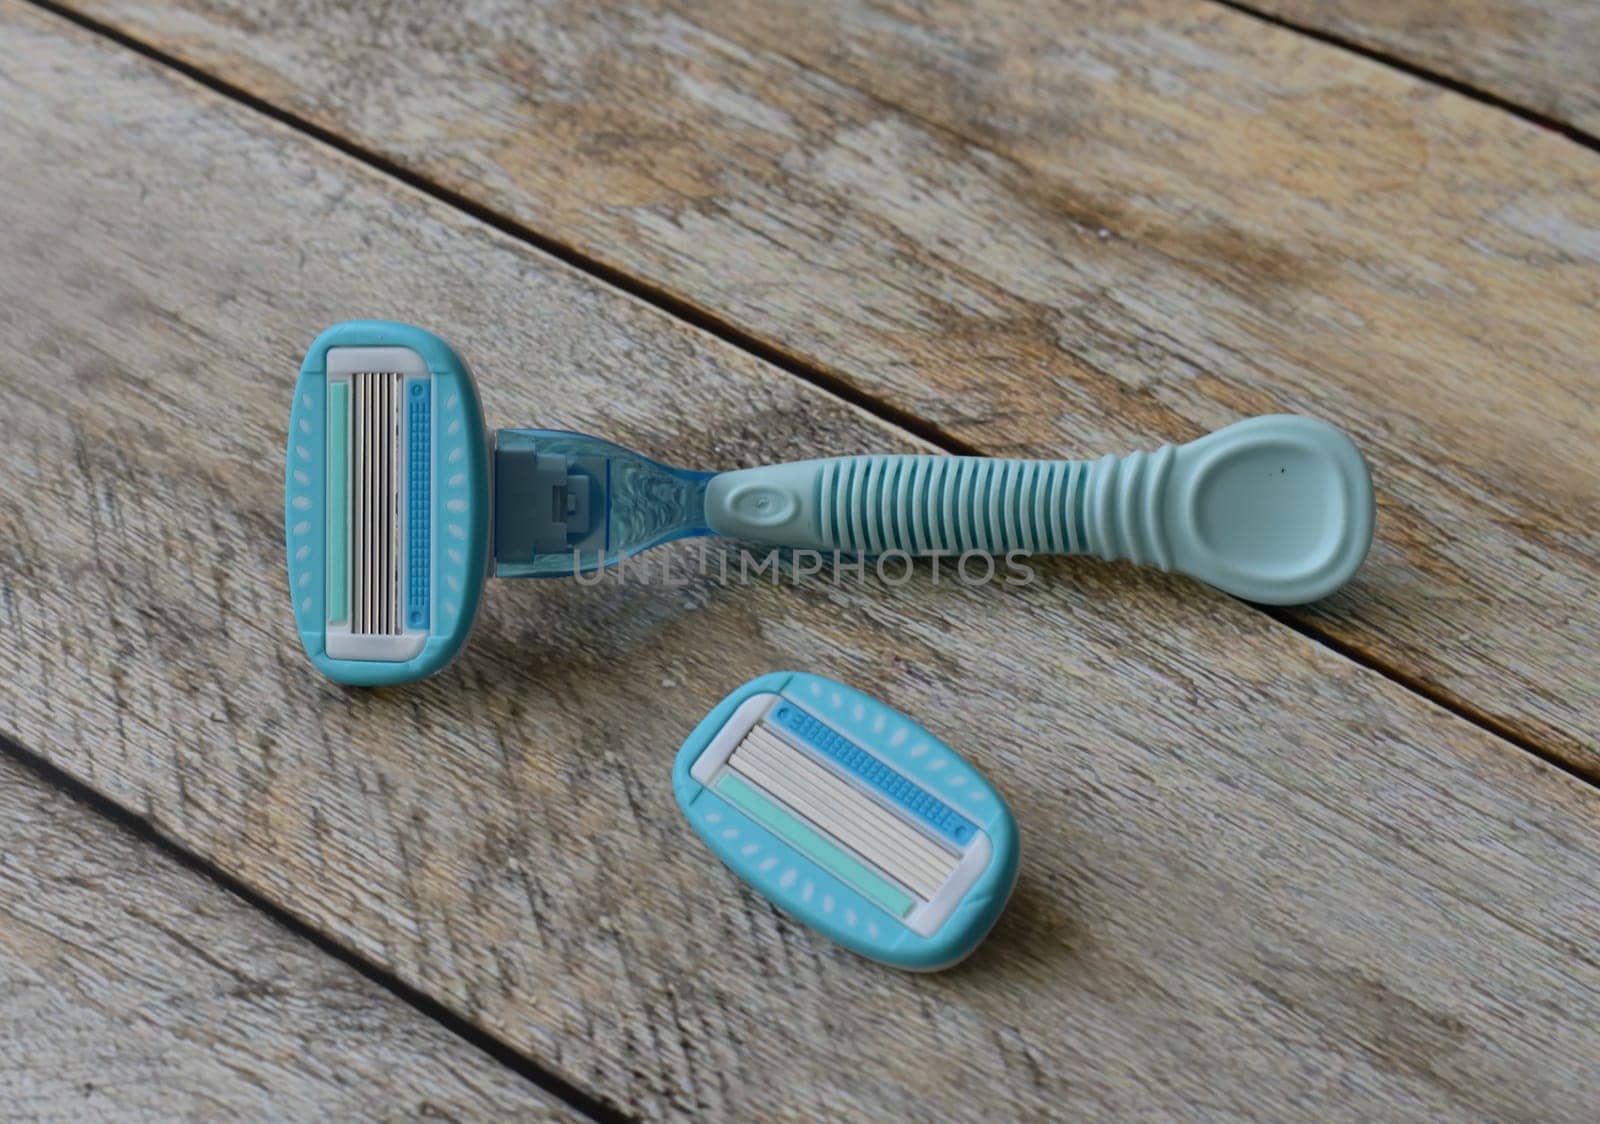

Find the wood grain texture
[[1244, 0, 1600, 136], [54, 0, 1600, 774], [3, 4, 1599, 1120], [0, 750, 580, 1122]]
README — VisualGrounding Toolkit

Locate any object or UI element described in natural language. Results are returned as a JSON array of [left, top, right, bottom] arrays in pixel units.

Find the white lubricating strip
[[729, 724, 958, 900]]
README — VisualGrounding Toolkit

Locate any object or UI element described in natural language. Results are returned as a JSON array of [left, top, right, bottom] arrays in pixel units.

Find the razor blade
[[674, 672, 1019, 970], [285, 322, 490, 686]]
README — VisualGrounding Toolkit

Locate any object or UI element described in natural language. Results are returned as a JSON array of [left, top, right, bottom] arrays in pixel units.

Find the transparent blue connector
[[492, 430, 714, 577]]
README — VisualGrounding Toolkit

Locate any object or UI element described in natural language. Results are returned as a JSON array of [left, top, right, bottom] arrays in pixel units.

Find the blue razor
[[286, 321, 1374, 685], [674, 672, 1019, 970]]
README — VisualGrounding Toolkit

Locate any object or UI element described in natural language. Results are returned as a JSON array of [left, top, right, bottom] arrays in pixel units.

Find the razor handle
[[703, 415, 1375, 605]]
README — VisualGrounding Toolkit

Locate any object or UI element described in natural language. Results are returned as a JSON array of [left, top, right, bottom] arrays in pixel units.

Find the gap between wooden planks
[[1228, 0, 1600, 139], [1, 3, 1598, 1120], [0, 742, 585, 1121], [39, 0, 1600, 777]]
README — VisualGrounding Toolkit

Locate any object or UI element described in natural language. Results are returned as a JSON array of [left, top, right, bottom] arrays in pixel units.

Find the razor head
[[674, 672, 1019, 971], [285, 321, 490, 686]]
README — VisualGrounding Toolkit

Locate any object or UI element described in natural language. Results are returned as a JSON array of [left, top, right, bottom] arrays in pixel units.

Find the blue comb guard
[[674, 672, 1020, 971]]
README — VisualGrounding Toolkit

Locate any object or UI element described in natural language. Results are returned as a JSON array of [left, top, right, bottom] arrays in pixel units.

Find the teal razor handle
[[289, 321, 1374, 687], [702, 416, 1373, 605]]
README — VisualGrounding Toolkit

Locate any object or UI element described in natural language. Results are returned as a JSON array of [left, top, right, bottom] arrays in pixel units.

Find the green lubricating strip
[[327, 381, 348, 624], [716, 772, 916, 919]]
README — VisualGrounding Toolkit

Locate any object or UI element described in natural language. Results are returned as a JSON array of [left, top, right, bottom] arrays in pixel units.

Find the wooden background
[[0, 0, 1595, 1119]]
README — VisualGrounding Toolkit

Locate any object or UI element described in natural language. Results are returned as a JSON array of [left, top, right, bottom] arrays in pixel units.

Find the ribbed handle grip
[[706, 451, 1183, 563], [813, 455, 1096, 556], [703, 416, 1374, 604]]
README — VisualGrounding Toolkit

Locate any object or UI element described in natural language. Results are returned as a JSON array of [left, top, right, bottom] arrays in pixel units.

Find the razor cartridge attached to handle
[[704, 415, 1373, 605], [290, 321, 1376, 686]]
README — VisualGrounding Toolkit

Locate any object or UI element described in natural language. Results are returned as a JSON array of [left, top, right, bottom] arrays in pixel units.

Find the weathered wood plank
[[2, 4, 1598, 1120], [55, 0, 1600, 773], [1245, 0, 1600, 137], [0, 748, 581, 1121]]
